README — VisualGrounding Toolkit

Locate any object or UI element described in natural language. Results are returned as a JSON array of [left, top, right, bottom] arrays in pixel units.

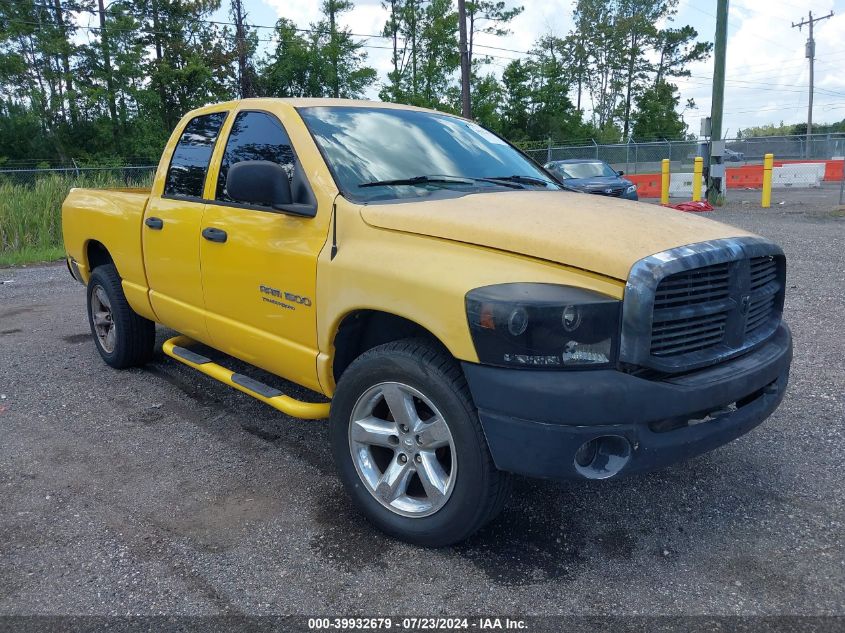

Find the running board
[[162, 335, 331, 420]]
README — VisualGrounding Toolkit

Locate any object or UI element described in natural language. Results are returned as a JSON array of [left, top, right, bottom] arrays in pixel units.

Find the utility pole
[[457, 0, 471, 118], [328, 0, 339, 99], [792, 10, 834, 157], [231, 0, 254, 98], [707, 0, 728, 204], [96, 0, 118, 146]]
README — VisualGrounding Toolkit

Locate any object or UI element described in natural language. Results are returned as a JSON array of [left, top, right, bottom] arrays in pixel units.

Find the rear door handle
[[202, 227, 227, 243], [144, 217, 164, 230]]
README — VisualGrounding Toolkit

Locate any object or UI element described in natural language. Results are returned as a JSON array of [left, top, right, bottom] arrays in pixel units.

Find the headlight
[[625, 184, 637, 194], [465, 284, 621, 369]]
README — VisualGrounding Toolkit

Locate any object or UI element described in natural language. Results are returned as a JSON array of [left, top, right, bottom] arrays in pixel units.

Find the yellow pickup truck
[[62, 98, 792, 546]]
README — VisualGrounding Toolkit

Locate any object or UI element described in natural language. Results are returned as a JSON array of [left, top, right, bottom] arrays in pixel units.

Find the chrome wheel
[[90, 284, 116, 353], [349, 382, 456, 518]]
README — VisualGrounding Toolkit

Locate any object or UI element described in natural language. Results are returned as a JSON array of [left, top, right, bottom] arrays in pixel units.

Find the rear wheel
[[86, 264, 155, 368], [329, 339, 510, 547]]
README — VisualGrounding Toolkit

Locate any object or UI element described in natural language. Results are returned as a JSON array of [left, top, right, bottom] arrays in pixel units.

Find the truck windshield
[[297, 106, 560, 203]]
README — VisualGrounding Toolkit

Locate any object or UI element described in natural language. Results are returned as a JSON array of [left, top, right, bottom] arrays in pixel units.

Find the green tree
[[465, 1, 523, 66], [380, 0, 407, 102], [135, 0, 233, 132], [417, 0, 459, 108], [653, 25, 712, 85], [630, 80, 686, 140], [261, 19, 320, 97], [230, 0, 258, 98], [499, 59, 531, 140], [528, 36, 588, 141], [314, 0, 376, 99], [565, 0, 710, 140], [380, 0, 458, 109], [468, 71, 503, 131]]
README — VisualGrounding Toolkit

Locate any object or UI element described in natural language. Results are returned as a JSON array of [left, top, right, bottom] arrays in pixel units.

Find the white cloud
[[677, 0, 845, 135]]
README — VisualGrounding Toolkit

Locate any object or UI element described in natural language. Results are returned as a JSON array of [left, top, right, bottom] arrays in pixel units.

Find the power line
[[722, 101, 844, 116], [684, 74, 845, 98]]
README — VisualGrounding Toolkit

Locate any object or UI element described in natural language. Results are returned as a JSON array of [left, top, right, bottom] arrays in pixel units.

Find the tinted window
[[164, 112, 227, 198], [216, 111, 295, 203], [297, 106, 558, 203]]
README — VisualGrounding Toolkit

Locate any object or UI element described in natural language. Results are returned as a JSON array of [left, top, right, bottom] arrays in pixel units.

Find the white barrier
[[668, 172, 705, 196], [772, 163, 823, 188]]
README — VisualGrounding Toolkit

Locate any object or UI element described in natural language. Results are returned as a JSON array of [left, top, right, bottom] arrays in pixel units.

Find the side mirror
[[616, 170, 625, 176], [226, 160, 292, 208]]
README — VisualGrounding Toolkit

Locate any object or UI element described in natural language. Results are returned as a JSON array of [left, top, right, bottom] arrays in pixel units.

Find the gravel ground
[[0, 198, 843, 618]]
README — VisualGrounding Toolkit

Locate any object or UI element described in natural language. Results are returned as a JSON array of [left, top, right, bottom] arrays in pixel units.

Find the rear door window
[[216, 111, 295, 204], [164, 112, 227, 199]]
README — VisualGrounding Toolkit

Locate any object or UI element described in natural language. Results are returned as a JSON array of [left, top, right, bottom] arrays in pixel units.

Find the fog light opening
[[573, 435, 632, 480]]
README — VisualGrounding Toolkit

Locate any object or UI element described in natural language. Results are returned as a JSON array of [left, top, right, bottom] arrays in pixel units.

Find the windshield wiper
[[359, 174, 528, 190], [484, 174, 552, 187], [359, 175, 475, 188]]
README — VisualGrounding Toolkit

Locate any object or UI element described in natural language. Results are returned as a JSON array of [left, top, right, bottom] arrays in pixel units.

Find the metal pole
[[457, 0, 471, 118], [808, 14, 814, 151], [708, 0, 729, 204], [839, 156, 844, 206]]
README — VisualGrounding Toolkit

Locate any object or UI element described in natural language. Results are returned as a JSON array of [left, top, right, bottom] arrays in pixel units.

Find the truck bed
[[61, 186, 151, 291]]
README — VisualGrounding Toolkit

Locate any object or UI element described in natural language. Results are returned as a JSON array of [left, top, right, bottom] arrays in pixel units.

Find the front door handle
[[144, 217, 164, 230], [202, 227, 228, 243]]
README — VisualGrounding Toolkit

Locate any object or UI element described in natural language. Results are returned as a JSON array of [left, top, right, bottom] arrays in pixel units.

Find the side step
[[162, 335, 331, 420]]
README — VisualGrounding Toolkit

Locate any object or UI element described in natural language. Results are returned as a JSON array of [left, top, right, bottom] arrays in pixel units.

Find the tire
[[86, 264, 155, 369], [329, 338, 511, 547]]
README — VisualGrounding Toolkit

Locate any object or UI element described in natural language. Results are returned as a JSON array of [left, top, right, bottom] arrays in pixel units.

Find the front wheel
[[329, 339, 510, 547]]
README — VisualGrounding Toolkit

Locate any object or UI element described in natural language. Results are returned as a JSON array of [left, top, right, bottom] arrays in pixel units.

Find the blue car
[[544, 159, 639, 201]]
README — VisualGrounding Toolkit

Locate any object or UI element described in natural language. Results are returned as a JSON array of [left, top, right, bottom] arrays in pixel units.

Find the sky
[[219, 0, 845, 138]]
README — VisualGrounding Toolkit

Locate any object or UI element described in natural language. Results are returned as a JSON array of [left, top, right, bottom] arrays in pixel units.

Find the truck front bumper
[[462, 322, 792, 480]]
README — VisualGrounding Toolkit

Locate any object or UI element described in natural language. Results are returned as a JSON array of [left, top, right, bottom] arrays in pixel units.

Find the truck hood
[[361, 190, 754, 281]]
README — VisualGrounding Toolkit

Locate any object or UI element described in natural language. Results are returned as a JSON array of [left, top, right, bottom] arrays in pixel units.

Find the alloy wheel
[[349, 381, 456, 517]]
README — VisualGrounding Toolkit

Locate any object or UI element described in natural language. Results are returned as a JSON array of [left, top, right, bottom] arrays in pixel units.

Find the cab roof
[[241, 97, 449, 115]]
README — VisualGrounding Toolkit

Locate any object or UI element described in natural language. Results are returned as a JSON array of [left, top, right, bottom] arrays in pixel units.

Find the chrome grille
[[588, 186, 625, 197], [620, 237, 786, 374]]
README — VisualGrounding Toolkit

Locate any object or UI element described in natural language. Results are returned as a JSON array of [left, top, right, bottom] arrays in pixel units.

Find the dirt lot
[[1, 195, 843, 618]]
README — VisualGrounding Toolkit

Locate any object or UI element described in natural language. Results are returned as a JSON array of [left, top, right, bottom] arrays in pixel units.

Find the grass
[[0, 172, 153, 267], [0, 244, 67, 268]]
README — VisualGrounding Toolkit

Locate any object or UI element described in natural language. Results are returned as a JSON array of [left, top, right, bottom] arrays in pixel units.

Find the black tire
[[329, 338, 511, 547], [86, 264, 155, 369]]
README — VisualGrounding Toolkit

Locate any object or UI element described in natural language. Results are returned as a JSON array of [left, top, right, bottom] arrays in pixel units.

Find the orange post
[[661, 159, 670, 205]]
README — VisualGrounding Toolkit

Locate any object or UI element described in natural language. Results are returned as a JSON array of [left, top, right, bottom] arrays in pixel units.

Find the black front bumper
[[462, 322, 792, 481]]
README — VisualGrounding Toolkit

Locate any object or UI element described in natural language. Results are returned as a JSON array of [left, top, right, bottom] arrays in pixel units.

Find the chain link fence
[[522, 133, 845, 171], [520, 134, 845, 199]]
